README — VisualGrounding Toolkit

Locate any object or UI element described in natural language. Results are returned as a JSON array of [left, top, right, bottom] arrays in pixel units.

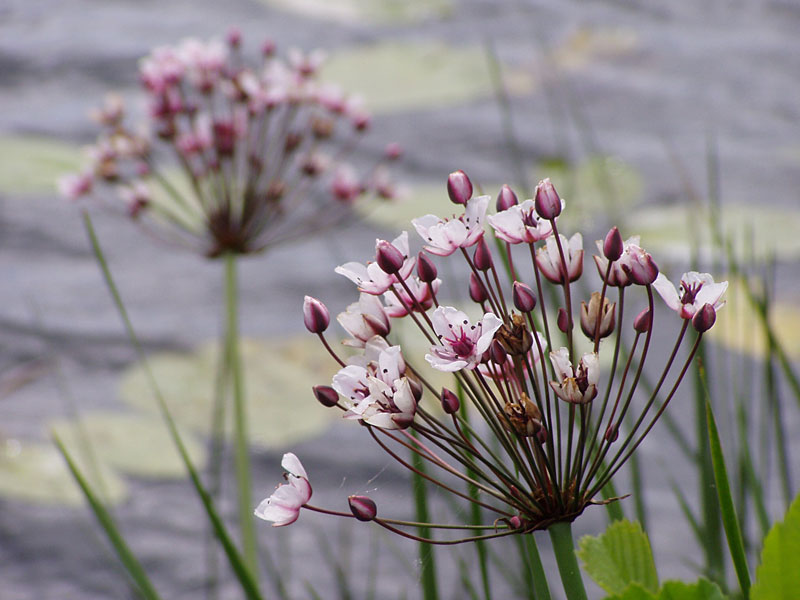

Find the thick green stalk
[[524, 535, 552, 600], [224, 253, 259, 582], [548, 522, 588, 600], [411, 451, 439, 600]]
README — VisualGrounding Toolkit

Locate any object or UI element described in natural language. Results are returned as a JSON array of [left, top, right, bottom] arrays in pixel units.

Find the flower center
[[521, 208, 540, 228], [680, 281, 703, 305], [447, 329, 476, 357]]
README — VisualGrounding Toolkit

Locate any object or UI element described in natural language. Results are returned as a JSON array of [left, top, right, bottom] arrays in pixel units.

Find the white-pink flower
[[383, 276, 441, 318], [254, 453, 311, 527], [653, 271, 727, 319], [332, 342, 416, 429], [593, 235, 640, 287], [536, 233, 584, 284], [548, 348, 599, 404], [412, 195, 489, 256], [57, 172, 93, 200], [478, 333, 547, 380], [337, 293, 390, 347], [487, 198, 555, 244], [426, 306, 503, 372], [335, 231, 416, 294]]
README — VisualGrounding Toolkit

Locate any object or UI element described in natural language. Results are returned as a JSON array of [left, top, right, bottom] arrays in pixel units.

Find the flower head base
[[254, 453, 311, 527], [290, 170, 726, 543], [61, 32, 395, 258]]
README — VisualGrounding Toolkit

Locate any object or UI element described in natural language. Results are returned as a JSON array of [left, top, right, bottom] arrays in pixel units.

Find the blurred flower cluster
[[60, 29, 398, 257], [260, 172, 727, 541]]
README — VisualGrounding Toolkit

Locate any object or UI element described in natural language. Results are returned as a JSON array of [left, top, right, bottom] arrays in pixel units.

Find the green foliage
[[604, 579, 727, 600], [577, 519, 659, 595], [0, 135, 82, 195], [257, 0, 452, 24], [751, 494, 800, 599]]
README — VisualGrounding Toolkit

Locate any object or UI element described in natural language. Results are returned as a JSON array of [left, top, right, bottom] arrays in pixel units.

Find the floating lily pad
[[321, 42, 534, 114], [629, 203, 800, 262], [259, 0, 452, 24], [49, 411, 207, 479], [0, 135, 82, 196], [119, 338, 335, 448], [550, 27, 639, 71], [707, 276, 800, 359], [0, 438, 126, 506]]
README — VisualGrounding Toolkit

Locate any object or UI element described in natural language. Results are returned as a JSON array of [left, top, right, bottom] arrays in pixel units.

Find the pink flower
[[254, 453, 311, 527], [549, 348, 599, 404], [57, 172, 93, 200], [593, 235, 640, 287], [653, 271, 727, 319], [412, 195, 490, 256], [383, 276, 441, 318], [332, 342, 416, 429], [337, 293, 390, 347], [536, 233, 584, 284], [335, 231, 416, 294], [618, 242, 658, 286], [487, 199, 554, 244], [426, 306, 503, 372]]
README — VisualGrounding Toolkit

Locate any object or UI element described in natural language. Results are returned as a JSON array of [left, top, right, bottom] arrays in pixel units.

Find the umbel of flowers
[[59, 29, 397, 258], [258, 173, 726, 543]]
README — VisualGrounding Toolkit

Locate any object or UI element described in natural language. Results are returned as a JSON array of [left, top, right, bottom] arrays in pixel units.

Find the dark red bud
[[409, 378, 423, 402], [313, 385, 339, 408], [633, 308, 652, 333], [692, 303, 717, 332], [536, 427, 548, 445], [226, 27, 242, 48], [261, 39, 276, 57], [417, 252, 438, 283], [534, 178, 562, 220], [512, 281, 537, 313], [303, 296, 330, 333], [447, 170, 473, 205], [557, 308, 570, 333], [489, 339, 507, 364], [348, 495, 377, 522], [605, 424, 619, 443], [441, 388, 460, 414], [473, 238, 493, 271], [384, 142, 403, 160], [469, 273, 488, 303], [375, 240, 405, 275], [496, 184, 518, 211], [603, 227, 624, 262]]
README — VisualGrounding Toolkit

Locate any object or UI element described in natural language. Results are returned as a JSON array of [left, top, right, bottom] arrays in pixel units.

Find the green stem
[[548, 522, 588, 600], [224, 253, 259, 583], [411, 451, 439, 600], [525, 534, 552, 600]]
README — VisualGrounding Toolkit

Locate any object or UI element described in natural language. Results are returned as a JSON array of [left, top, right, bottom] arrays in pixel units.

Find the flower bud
[[489, 339, 507, 364], [473, 238, 493, 271], [603, 227, 624, 262], [605, 424, 619, 443], [633, 308, 652, 333], [509, 515, 522, 529], [496, 184, 518, 211], [313, 385, 339, 408], [441, 388, 460, 414], [512, 282, 537, 313], [692, 303, 717, 332], [417, 252, 438, 283], [536, 427, 548, 445], [580, 292, 616, 340], [303, 296, 330, 333], [261, 39, 276, 57], [226, 27, 242, 48], [348, 495, 377, 522], [534, 178, 562, 220], [557, 308, 570, 333], [622, 248, 659, 285], [375, 240, 405, 275], [447, 170, 473, 205], [384, 142, 403, 160], [469, 273, 488, 303]]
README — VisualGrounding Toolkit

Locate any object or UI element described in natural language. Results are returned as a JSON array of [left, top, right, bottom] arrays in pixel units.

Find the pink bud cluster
[[59, 29, 399, 258]]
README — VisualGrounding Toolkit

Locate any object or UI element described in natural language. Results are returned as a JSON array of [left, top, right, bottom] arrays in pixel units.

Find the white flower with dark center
[[412, 195, 490, 256], [335, 231, 415, 294], [536, 233, 584, 284], [383, 276, 441, 318], [426, 306, 503, 372], [487, 199, 555, 244], [254, 453, 311, 527], [653, 271, 727, 319], [549, 348, 599, 404], [337, 293, 390, 347]]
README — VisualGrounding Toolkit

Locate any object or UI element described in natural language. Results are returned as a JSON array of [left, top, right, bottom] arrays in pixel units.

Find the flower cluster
[[59, 29, 397, 258], [258, 172, 726, 542]]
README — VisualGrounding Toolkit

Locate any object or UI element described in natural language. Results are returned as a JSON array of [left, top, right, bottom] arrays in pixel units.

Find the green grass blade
[[53, 434, 163, 600], [705, 400, 751, 597], [82, 212, 263, 600], [525, 534, 552, 600], [411, 451, 439, 600]]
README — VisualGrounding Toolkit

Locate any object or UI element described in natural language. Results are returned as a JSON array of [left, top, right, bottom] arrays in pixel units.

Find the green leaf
[[605, 583, 658, 600], [751, 493, 800, 599], [605, 579, 727, 600], [0, 135, 82, 195], [320, 42, 533, 113], [49, 411, 207, 479], [577, 519, 659, 595]]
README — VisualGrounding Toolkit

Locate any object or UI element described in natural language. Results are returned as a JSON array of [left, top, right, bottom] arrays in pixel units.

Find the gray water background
[[1, 0, 800, 598]]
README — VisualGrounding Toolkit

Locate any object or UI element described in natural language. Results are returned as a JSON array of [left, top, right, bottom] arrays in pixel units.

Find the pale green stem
[[525, 535, 552, 600], [224, 252, 259, 583], [548, 522, 588, 600]]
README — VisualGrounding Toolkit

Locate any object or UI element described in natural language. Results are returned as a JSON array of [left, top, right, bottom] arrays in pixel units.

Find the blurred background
[[1, 0, 799, 598]]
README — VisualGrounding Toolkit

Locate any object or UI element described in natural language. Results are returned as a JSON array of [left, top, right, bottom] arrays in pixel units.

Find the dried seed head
[[580, 292, 616, 340], [499, 393, 543, 437], [497, 314, 533, 356]]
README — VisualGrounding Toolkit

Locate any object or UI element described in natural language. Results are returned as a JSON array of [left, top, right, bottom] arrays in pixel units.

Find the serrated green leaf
[[605, 583, 658, 600], [751, 493, 800, 600], [577, 519, 659, 595], [0, 135, 82, 195], [605, 579, 727, 600]]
